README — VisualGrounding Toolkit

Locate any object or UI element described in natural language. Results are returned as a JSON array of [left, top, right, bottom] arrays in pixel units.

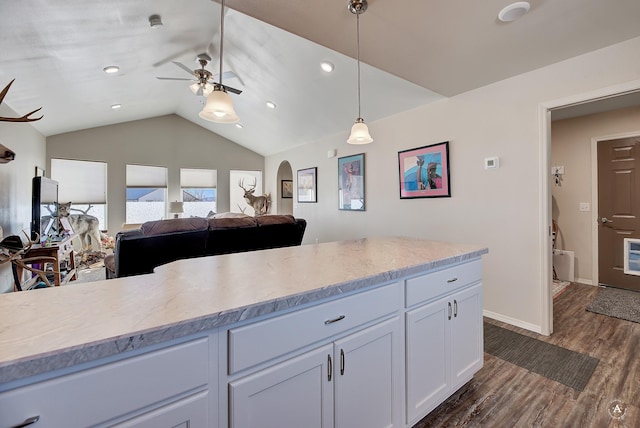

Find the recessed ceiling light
[[103, 66, 120, 74], [266, 101, 276, 109], [320, 61, 335, 73], [111, 104, 122, 109], [498, 2, 530, 22], [235, 123, 243, 129]]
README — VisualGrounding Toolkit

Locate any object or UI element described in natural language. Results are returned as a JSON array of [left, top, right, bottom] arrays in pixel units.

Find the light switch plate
[[579, 202, 590, 212]]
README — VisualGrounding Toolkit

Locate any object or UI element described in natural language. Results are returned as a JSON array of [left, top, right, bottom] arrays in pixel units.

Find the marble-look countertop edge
[[0, 244, 487, 386]]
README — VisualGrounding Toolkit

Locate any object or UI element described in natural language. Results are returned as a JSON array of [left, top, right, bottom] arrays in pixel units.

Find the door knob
[[601, 217, 614, 224]]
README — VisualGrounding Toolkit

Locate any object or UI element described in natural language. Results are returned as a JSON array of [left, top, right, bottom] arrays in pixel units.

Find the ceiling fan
[[156, 53, 242, 96]]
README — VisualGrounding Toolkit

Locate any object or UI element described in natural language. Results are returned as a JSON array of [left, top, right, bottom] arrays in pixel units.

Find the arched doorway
[[276, 160, 293, 215]]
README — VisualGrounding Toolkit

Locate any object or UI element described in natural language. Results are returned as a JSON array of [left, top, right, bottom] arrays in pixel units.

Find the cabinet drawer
[[0, 338, 209, 428], [228, 282, 400, 374], [405, 259, 481, 308]]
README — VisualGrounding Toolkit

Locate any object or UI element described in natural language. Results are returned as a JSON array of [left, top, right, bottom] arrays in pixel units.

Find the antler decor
[[0, 79, 43, 122]]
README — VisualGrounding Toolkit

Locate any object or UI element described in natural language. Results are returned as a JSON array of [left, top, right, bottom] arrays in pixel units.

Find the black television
[[31, 176, 59, 241]]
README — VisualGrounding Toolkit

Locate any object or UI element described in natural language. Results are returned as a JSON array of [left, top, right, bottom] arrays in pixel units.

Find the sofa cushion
[[141, 218, 208, 236], [255, 214, 296, 226], [207, 217, 257, 230]]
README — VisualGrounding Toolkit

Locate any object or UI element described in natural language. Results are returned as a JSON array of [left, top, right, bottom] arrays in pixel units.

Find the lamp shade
[[169, 201, 184, 214], [347, 119, 373, 144], [190, 82, 214, 97], [199, 88, 239, 123]]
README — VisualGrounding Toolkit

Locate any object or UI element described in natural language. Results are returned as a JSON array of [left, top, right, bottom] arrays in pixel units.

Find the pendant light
[[199, 0, 239, 123], [347, 0, 373, 145]]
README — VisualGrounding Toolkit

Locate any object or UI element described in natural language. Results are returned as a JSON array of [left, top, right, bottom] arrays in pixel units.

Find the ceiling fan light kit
[[200, 0, 240, 124], [347, 0, 373, 145], [199, 86, 240, 123]]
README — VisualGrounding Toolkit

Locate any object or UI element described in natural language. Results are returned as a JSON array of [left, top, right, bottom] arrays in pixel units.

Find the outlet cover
[[579, 202, 590, 212]]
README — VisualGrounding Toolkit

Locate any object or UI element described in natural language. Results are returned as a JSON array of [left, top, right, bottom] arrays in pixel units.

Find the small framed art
[[398, 141, 450, 198], [281, 179, 293, 198], [297, 167, 317, 203], [338, 153, 365, 211]]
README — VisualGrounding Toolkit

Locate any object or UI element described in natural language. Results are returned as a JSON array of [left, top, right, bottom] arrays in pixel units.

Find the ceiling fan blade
[[215, 71, 237, 81], [221, 84, 242, 95], [156, 77, 194, 81], [172, 61, 196, 76]]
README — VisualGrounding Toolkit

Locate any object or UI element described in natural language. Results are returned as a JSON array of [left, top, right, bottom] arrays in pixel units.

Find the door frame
[[590, 132, 640, 288], [539, 79, 640, 336]]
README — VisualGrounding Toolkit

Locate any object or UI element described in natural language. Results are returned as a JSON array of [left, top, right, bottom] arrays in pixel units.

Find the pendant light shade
[[347, 118, 373, 144], [200, 0, 239, 124], [199, 86, 239, 123], [347, 0, 373, 145]]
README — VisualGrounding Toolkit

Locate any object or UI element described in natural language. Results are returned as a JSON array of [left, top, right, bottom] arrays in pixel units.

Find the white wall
[[265, 36, 640, 333], [551, 106, 640, 284], [0, 104, 46, 293], [46, 114, 264, 234]]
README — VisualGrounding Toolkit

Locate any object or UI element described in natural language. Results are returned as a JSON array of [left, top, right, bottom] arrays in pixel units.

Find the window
[[180, 168, 217, 218], [51, 159, 108, 230], [126, 164, 167, 223]]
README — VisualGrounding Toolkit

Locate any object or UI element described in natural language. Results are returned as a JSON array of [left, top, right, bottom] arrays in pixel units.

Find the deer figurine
[[239, 178, 271, 216]]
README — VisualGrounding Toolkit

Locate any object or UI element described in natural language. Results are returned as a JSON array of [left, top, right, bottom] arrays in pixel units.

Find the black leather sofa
[[104, 215, 307, 279]]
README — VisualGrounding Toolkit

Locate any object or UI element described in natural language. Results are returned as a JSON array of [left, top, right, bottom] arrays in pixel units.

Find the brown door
[[598, 136, 640, 291]]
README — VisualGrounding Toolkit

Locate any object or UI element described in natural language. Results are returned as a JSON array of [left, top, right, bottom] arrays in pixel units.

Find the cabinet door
[[229, 344, 333, 428], [405, 296, 450, 424], [334, 317, 401, 428], [113, 390, 209, 428], [450, 282, 483, 389]]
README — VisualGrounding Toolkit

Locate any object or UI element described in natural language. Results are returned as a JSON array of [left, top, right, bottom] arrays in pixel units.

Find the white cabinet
[[333, 317, 401, 428], [0, 338, 212, 428], [228, 300, 402, 428], [405, 266, 483, 425], [229, 344, 334, 428]]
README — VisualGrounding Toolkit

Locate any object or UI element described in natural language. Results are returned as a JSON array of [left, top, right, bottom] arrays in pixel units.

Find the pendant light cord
[[356, 8, 361, 119], [219, 0, 225, 85]]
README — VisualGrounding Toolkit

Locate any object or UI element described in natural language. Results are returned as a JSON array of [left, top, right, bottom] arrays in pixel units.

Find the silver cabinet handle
[[448, 302, 452, 320], [324, 315, 345, 325], [11, 416, 40, 428], [340, 349, 345, 375], [328, 354, 332, 381], [447, 277, 458, 283], [454, 300, 458, 318]]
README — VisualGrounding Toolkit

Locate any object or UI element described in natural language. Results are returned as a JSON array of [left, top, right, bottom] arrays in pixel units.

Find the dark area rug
[[586, 286, 640, 324], [484, 323, 599, 391]]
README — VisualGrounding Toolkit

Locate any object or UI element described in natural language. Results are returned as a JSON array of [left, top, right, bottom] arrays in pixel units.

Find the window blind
[[126, 164, 168, 188], [51, 159, 107, 204], [180, 168, 217, 188]]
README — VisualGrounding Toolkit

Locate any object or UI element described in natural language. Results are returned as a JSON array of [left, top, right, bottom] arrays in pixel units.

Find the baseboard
[[483, 310, 542, 334], [575, 278, 593, 286]]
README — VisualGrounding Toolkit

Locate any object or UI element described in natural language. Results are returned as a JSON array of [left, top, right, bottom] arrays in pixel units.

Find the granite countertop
[[0, 237, 487, 385]]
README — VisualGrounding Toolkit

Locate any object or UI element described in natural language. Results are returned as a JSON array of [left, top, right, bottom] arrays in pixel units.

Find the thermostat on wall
[[485, 157, 499, 169]]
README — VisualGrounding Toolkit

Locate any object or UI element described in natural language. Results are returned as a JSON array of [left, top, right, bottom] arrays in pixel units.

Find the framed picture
[[398, 141, 450, 198], [338, 153, 365, 211], [297, 167, 317, 203], [281, 179, 293, 198]]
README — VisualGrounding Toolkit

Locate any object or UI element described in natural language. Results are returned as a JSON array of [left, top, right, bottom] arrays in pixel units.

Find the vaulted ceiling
[[2, 0, 640, 155]]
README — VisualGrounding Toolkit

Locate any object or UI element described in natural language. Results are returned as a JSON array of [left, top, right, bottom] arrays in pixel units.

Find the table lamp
[[169, 201, 184, 219]]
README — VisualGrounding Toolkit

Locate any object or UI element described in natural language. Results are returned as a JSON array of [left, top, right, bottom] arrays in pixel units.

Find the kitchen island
[[0, 237, 487, 428]]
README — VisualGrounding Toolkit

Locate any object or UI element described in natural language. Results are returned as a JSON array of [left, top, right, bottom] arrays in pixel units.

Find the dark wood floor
[[413, 283, 639, 427]]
